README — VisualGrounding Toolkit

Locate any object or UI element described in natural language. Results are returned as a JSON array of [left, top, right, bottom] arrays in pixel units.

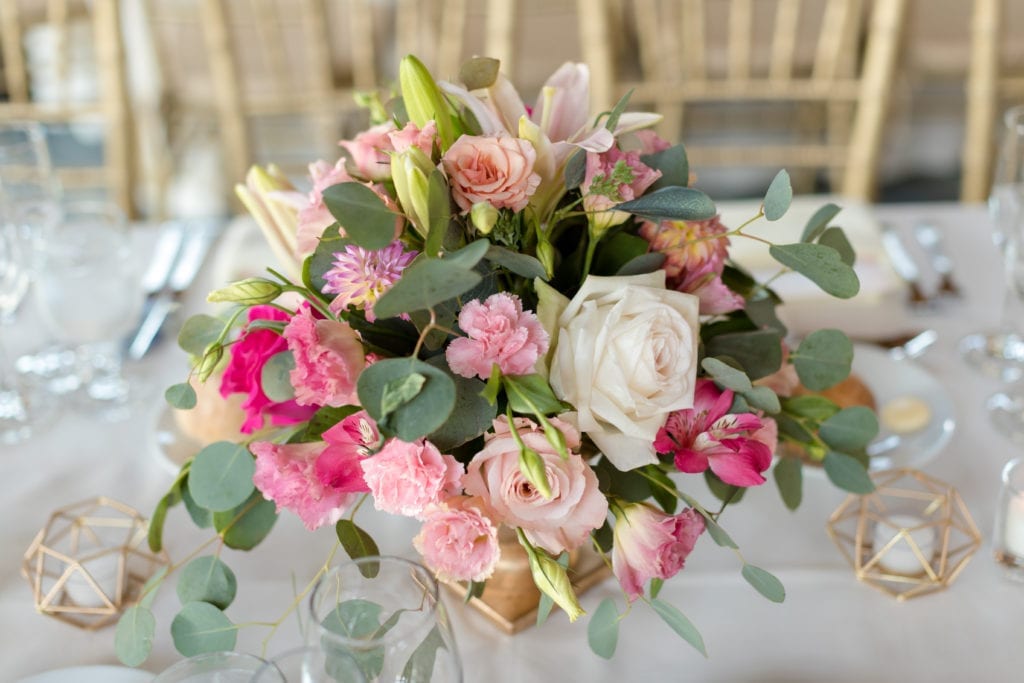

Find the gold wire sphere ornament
[[826, 469, 981, 601], [21, 497, 170, 630]]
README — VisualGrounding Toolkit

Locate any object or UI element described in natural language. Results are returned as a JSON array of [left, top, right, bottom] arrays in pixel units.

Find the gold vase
[[439, 526, 610, 634]]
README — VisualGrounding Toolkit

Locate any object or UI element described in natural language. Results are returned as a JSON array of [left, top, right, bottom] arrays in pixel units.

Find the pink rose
[[220, 305, 316, 433], [445, 293, 549, 379], [314, 411, 379, 492], [361, 438, 464, 519], [283, 305, 365, 407], [582, 146, 661, 233], [251, 441, 358, 530], [414, 496, 500, 583], [441, 134, 541, 212], [612, 503, 704, 601], [464, 416, 608, 554]]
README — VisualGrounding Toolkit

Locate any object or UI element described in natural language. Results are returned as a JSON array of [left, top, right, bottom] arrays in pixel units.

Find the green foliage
[[115, 605, 156, 667], [372, 245, 487, 319], [741, 564, 786, 603], [502, 374, 565, 415], [289, 405, 362, 443], [616, 252, 667, 276], [650, 599, 706, 657], [182, 485, 213, 528], [818, 227, 856, 266], [165, 382, 197, 410], [424, 169, 450, 258], [704, 329, 783, 380], [426, 371, 496, 451], [823, 451, 875, 494], [592, 231, 650, 275], [791, 330, 853, 391], [459, 56, 500, 89], [336, 520, 381, 578], [261, 351, 296, 402], [214, 492, 278, 550], [762, 170, 793, 221], [641, 144, 689, 191], [188, 442, 256, 512], [773, 456, 803, 511], [304, 234, 347, 299], [704, 471, 745, 505], [322, 182, 398, 251], [176, 556, 237, 610], [614, 186, 716, 223], [148, 478, 182, 553], [564, 149, 586, 189], [177, 314, 223, 357], [171, 602, 237, 656], [380, 372, 426, 416], [358, 358, 456, 441], [485, 245, 548, 279], [801, 203, 841, 242], [783, 395, 840, 421], [401, 625, 448, 683], [588, 598, 620, 659], [769, 243, 860, 299], [320, 599, 398, 680], [819, 407, 879, 452]]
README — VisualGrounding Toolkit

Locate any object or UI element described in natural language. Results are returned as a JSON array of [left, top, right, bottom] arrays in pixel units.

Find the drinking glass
[[153, 651, 268, 682], [0, 221, 31, 443], [993, 457, 1024, 581], [33, 200, 142, 416], [960, 105, 1024, 381], [253, 647, 366, 683], [305, 556, 462, 683]]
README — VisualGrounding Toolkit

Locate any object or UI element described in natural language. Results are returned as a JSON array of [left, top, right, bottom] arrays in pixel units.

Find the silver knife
[[126, 219, 222, 360], [880, 225, 928, 305], [913, 222, 961, 297]]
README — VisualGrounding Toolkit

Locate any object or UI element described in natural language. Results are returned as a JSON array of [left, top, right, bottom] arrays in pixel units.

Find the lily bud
[[235, 164, 302, 280], [399, 55, 460, 150], [518, 529, 584, 622], [207, 278, 283, 305], [391, 147, 434, 238], [470, 201, 499, 234]]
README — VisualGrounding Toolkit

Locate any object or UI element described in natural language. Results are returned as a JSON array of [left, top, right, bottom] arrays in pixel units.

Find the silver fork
[[913, 222, 961, 298]]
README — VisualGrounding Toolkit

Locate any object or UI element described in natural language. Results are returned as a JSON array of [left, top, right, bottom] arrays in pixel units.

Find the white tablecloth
[[4, 202, 1023, 683]]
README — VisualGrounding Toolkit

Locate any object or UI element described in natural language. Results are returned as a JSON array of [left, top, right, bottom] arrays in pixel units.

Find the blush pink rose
[[220, 305, 316, 433], [414, 496, 500, 582], [464, 416, 608, 555], [582, 146, 661, 233], [612, 503, 704, 601], [441, 134, 541, 212], [251, 441, 357, 530], [283, 305, 365, 407], [445, 293, 549, 379], [361, 438, 464, 519]]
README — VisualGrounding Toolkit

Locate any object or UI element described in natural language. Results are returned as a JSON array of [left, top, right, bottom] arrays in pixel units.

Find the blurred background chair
[[960, 0, 1024, 202], [0, 0, 133, 215], [582, 0, 908, 201]]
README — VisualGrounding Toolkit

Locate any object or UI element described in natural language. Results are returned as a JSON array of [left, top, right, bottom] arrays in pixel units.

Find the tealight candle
[[872, 514, 936, 575], [64, 553, 121, 607], [1003, 496, 1024, 559], [995, 458, 1024, 578]]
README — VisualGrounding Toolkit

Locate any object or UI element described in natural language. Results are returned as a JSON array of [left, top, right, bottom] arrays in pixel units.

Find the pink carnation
[[612, 503, 704, 601], [283, 305, 365, 407], [582, 146, 661, 233], [251, 441, 358, 530], [445, 293, 549, 379], [654, 379, 774, 487], [414, 496, 500, 583], [361, 438, 463, 519], [441, 134, 541, 212], [220, 305, 316, 433]]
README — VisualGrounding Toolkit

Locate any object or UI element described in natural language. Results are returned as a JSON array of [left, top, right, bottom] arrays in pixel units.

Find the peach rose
[[464, 416, 608, 555], [441, 134, 541, 212]]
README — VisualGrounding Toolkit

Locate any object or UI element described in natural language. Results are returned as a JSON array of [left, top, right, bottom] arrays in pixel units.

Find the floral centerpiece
[[119, 55, 878, 667]]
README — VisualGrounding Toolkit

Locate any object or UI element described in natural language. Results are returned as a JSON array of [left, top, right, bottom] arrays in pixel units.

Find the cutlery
[[879, 224, 929, 306], [125, 219, 222, 360], [123, 221, 185, 350], [912, 221, 961, 297]]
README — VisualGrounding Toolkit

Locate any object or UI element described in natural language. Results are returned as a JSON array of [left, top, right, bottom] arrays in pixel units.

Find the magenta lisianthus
[[581, 146, 661, 234], [322, 241, 417, 322], [445, 292, 549, 379], [283, 305, 365, 407], [654, 379, 774, 487], [414, 496, 500, 583], [360, 438, 464, 519], [612, 503, 705, 601], [220, 305, 316, 434], [251, 441, 358, 531]]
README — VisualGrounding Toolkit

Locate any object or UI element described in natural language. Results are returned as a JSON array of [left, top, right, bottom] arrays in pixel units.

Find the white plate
[[854, 343, 955, 472], [17, 665, 153, 683]]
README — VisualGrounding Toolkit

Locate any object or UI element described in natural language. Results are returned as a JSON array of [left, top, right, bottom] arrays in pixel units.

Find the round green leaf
[[261, 350, 296, 402], [176, 556, 237, 610], [178, 314, 223, 357], [641, 144, 689, 191], [792, 330, 853, 391], [187, 442, 256, 512], [214, 492, 278, 550], [459, 56, 500, 90], [425, 371, 496, 451], [171, 602, 237, 656], [115, 605, 155, 667], [165, 382, 197, 410], [742, 564, 786, 603], [823, 451, 875, 494], [322, 182, 397, 251], [701, 357, 753, 392], [768, 243, 860, 299], [588, 598, 619, 660], [819, 406, 879, 452], [801, 202, 841, 242], [763, 169, 793, 221], [773, 456, 803, 511], [614, 186, 716, 222], [819, 226, 855, 266], [357, 358, 456, 441]]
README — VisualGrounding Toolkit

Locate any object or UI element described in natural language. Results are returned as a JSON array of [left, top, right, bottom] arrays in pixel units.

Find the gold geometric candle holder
[[826, 469, 981, 601], [21, 497, 170, 630]]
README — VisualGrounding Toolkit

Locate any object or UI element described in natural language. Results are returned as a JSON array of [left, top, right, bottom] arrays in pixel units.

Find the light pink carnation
[[361, 438, 463, 519], [582, 146, 661, 233], [283, 305, 365, 407], [464, 416, 608, 554], [414, 496, 500, 583], [445, 293, 549, 379], [251, 441, 357, 530], [441, 134, 541, 212], [612, 503, 704, 601]]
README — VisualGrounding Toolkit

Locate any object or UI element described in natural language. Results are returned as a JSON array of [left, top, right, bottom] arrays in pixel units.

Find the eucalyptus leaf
[[485, 245, 548, 279], [614, 186, 716, 222], [214, 492, 278, 550], [641, 144, 689, 191], [705, 330, 782, 380], [176, 556, 237, 610], [401, 625, 448, 682], [703, 516, 738, 549], [115, 605, 155, 667], [773, 456, 803, 510], [588, 598, 619, 659], [769, 243, 860, 299], [440, 239, 491, 269], [261, 350, 296, 402], [322, 182, 397, 251], [358, 358, 456, 441], [336, 520, 381, 578], [177, 314, 223, 357], [188, 441, 256, 512], [592, 231, 650, 275], [792, 329, 853, 391], [801, 202, 841, 242], [823, 451, 875, 494], [783, 395, 840, 421], [704, 470, 745, 505], [372, 260, 481, 319], [304, 234, 349, 298], [165, 382, 197, 410], [742, 386, 781, 414], [763, 170, 793, 221], [775, 413, 815, 443], [650, 599, 707, 657], [426, 368, 496, 451], [148, 481, 182, 553], [643, 465, 679, 514], [182, 484, 213, 528], [700, 357, 753, 392], [171, 602, 236, 656], [742, 564, 786, 603], [616, 252, 667, 276], [818, 226, 856, 266], [380, 372, 426, 418], [139, 566, 168, 609], [819, 406, 879, 452]]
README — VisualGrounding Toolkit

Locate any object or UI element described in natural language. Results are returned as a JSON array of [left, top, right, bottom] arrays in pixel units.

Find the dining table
[[3, 200, 1024, 683]]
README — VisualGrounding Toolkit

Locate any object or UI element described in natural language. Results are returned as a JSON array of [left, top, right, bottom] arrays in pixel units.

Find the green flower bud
[[196, 345, 224, 383], [470, 202, 499, 234], [207, 278, 283, 305], [391, 147, 434, 238], [399, 55, 460, 149], [518, 529, 584, 622], [518, 446, 552, 499]]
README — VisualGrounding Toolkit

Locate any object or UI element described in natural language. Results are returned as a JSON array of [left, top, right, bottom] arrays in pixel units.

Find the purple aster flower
[[323, 241, 417, 321]]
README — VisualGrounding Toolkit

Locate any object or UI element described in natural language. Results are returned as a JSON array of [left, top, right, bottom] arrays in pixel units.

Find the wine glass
[[33, 200, 143, 417], [0, 220, 31, 443], [304, 556, 462, 683], [960, 105, 1024, 381]]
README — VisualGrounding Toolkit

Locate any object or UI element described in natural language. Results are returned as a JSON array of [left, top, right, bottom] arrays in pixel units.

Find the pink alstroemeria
[[251, 441, 358, 531], [654, 379, 774, 487], [314, 411, 380, 493], [612, 503, 705, 601], [581, 146, 661, 235]]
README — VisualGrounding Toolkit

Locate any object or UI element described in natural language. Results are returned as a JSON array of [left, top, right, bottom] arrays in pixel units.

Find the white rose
[[545, 271, 699, 470]]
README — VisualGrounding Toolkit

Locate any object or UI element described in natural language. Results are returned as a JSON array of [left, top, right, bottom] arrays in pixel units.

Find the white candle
[[64, 553, 120, 607], [1003, 496, 1024, 558], [873, 514, 936, 575]]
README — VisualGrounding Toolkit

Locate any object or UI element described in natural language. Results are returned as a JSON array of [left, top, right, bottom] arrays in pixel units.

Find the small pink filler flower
[[323, 241, 417, 322], [361, 438, 464, 519], [612, 502, 705, 601], [445, 293, 549, 379], [414, 496, 500, 583]]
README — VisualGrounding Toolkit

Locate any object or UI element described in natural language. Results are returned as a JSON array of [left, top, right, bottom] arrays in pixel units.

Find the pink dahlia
[[445, 293, 549, 379], [322, 241, 417, 321], [654, 379, 774, 487]]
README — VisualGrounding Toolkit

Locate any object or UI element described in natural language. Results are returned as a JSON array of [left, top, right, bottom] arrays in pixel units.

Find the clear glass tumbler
[[153, 651, 268, 682]]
